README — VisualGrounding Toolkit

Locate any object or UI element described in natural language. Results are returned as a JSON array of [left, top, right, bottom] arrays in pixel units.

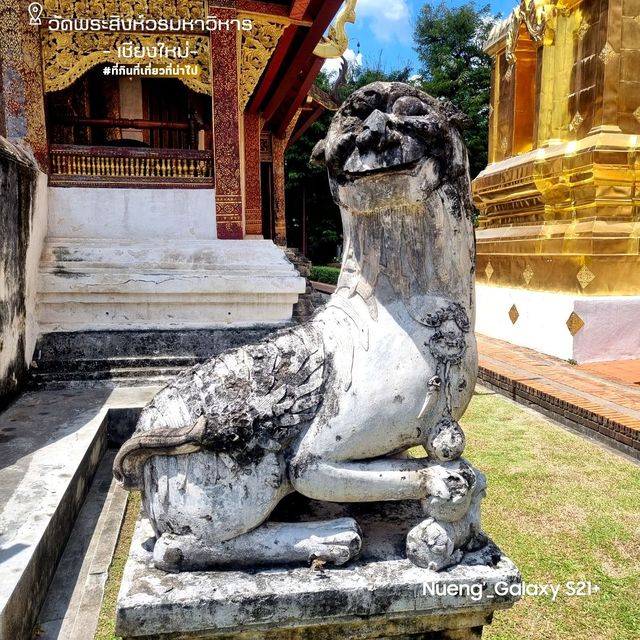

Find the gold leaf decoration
[[41, 31, 211, 95], [485, 261, 494, 281], [522, 264, 534, 285], [505, 0, 557, 67], [508, 304, 520, 324], [598, 42, 616, 64], [566, 311, 585, 336], [42, 0, 206, 20], [239, 17, 287, 110], [569, 112, 583, 133], [576, 20, 589, 40], [576, 265, 595, 289]]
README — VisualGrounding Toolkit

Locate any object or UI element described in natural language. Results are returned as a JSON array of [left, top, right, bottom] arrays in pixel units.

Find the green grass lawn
[[461, 389, 640, 640], [95, 491, 140, 640], [96, 389, 640, 640]]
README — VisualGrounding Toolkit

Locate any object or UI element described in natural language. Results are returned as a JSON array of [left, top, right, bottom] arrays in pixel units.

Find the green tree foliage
[[309, 265, 341, 286], [414, 2, 495, 178], [285, 65, 412, 262], [285, 108, 340, 264]]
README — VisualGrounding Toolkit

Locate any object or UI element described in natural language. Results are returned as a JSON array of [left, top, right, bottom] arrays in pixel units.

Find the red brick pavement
[[477, 334, 640, 460]]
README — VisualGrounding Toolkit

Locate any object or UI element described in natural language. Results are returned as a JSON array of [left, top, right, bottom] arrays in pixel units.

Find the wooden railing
[[49, 145, 214, 188]]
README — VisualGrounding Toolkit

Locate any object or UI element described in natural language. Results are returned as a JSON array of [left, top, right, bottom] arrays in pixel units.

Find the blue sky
[[324, 0, 515, 76]]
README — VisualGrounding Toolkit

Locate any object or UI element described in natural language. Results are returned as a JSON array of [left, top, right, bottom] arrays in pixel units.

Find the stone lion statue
[[114, 82, 487, 572]]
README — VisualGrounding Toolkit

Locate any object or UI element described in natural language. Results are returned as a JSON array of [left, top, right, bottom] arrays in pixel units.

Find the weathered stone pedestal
[[116, 498, 520, 639]]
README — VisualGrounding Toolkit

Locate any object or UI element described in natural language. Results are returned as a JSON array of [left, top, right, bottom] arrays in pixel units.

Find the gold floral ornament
[[508, 304, 520, 324], [576, 265, 595, 290], [566, 311, 585, 336], [42, 0, 206, 20], [239, 17, 287, 110], [598, 42, 616, 64], [568, 111, 583, 133], [522, 264, 534, 285], [313, 0, 357, 59], [505, 0, 559, 68], [41, 31, 211, 95], [576, 20, 589, 41], [633, 106, 640, 125]]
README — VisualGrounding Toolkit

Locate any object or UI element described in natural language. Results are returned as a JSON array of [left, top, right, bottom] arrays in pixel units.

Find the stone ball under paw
[[425, 417, 465, 461]]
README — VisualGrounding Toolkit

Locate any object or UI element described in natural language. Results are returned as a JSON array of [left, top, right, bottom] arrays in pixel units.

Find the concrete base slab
[[116, 498, 520, 639], [476, 284, 640, 363], [0, 386, 159, 640]]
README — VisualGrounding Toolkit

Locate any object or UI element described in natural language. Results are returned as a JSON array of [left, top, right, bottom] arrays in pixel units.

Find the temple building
[[472, 0, 640, 363], [0, 0, 348, 402]]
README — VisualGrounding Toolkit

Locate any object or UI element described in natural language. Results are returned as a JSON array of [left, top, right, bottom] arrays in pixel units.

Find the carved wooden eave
[[307, 85, 338, 112], [41, 31, 211, 95], [287, 85, 338, 147], [255, 0, 344, 134], [238, 15, 287, 110]]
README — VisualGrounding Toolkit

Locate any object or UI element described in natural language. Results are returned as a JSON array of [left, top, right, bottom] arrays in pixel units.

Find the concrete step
[[30, 376, 176, 391], [37, 238, 305, 332], [33, 328, 274, 363], [32, 366, 187, 383], [40, 238, 300, 275], [29, 328, 274, 389], [0, 386, 158, 640], [35, 355, 202, 371]]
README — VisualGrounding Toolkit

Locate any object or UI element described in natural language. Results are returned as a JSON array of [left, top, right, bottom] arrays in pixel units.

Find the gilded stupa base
[[476, 284, 640, 363], [474, 130, 640, 363]]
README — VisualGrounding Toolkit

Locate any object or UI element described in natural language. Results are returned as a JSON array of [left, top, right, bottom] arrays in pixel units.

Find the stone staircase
[[29, 327, 274, 389], [37, 238, 305, 334], [32, 236, 305, 388]]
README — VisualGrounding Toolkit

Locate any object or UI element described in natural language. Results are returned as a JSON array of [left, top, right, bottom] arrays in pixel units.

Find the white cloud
[[356, 0, 412, 43], [322, 48, 363, 80]]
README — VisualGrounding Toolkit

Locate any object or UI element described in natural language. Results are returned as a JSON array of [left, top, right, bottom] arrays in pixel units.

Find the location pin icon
[[28, 2, 44, 26]]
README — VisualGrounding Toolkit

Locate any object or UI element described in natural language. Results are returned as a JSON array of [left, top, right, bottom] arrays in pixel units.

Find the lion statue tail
[[113, 415, 207, 490]]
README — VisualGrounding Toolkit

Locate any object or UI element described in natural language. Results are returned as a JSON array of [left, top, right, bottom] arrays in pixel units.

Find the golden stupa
[[472, 0, 640, 362]]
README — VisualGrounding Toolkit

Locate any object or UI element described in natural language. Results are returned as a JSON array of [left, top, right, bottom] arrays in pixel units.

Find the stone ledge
[[117, 500, 520, 639], [0, 386, 159, 640]]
